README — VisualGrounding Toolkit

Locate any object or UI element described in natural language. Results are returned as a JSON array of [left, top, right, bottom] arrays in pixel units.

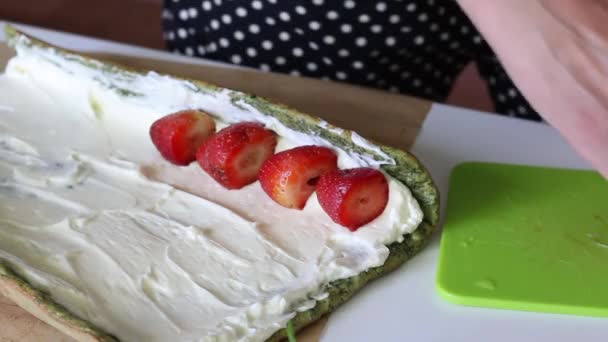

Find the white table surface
[[1, 21, 602, 342]]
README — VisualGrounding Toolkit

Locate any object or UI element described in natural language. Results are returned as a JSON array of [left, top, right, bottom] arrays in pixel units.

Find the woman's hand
[[458, 0, 608, 178]]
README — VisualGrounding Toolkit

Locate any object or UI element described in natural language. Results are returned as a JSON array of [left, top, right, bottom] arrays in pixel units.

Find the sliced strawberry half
[[317, 168, 389, 230], [149, 110, 216, 165], [259, 146, 338, 209], [196, 122, 277, 189]]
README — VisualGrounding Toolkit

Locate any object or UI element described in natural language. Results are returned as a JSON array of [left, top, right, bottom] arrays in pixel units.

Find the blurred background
[[0, 0, 492, 112], [1, 0, 165, 49]]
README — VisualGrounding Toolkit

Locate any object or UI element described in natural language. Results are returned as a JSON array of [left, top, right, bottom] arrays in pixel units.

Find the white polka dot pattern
[[162, 0, 541, 120]]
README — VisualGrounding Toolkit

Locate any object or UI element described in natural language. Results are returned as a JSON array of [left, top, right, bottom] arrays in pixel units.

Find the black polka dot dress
[[162, 0, 540, 121]]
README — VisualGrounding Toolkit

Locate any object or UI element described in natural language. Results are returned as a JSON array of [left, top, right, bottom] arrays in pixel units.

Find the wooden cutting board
[[0, 42, 431, 341]]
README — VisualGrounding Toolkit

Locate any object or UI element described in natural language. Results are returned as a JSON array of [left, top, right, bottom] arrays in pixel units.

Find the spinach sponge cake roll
[[0, 26, 439, 342]]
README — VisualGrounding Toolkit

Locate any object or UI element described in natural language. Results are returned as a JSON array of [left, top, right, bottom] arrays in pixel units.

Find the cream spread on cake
[[0, 40, 423, 341]]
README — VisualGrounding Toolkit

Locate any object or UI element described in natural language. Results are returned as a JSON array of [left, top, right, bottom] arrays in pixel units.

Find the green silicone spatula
[[437, 162, 608, 317]]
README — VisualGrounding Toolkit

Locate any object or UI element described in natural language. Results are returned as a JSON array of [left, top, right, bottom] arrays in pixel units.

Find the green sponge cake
[[0, 26, 438, 342]]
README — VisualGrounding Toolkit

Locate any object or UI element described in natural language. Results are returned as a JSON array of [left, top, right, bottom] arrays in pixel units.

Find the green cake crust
[[0, 26, 439, 342]]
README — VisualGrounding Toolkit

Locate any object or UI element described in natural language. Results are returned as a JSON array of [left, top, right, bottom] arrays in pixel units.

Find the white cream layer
[[0, 42, 423, 342]]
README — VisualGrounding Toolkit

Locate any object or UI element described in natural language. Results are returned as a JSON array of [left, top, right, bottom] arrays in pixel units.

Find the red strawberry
[[149, 110, 216, 165], [197, 122, 277, 189], [259, 146, 338, 209], [317, 168, 389, 230]]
